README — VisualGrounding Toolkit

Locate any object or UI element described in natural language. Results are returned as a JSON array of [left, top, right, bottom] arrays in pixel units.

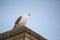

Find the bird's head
[[25, 13, 31, 16]]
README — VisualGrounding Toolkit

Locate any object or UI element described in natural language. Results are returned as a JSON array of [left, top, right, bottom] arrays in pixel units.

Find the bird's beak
[[28, 14, 31, 16]]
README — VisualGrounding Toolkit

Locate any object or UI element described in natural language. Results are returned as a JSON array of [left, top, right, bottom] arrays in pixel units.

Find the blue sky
[[0, 0, 60, 40]]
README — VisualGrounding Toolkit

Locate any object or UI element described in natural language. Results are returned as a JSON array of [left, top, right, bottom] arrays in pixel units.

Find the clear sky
[[0, 0, 60, 40]]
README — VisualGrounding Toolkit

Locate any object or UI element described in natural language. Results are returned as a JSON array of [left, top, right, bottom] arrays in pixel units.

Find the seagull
[[14, 13, 31, 28]]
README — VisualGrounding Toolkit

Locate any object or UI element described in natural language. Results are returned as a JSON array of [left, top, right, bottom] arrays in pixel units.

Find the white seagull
[[14, 13, 31, 28]]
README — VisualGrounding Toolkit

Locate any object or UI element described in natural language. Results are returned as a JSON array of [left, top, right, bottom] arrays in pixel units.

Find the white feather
[[18, 13, 30, 26]]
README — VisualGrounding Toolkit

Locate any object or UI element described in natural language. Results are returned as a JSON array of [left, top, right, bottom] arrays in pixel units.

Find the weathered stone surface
[[0, 26, 47, 40]]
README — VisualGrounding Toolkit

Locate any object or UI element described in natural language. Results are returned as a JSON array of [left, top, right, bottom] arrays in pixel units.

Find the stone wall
[[0, 26, 47, 40], [5, 32, 39, 40]]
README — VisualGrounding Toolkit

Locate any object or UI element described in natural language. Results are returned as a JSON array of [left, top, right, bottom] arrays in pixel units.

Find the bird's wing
[[15, 16, 22, 24]]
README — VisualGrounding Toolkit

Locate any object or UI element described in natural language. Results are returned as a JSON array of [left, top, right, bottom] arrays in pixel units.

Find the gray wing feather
[[13, 16, 22, 28], [15, 16, 22, 24]]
